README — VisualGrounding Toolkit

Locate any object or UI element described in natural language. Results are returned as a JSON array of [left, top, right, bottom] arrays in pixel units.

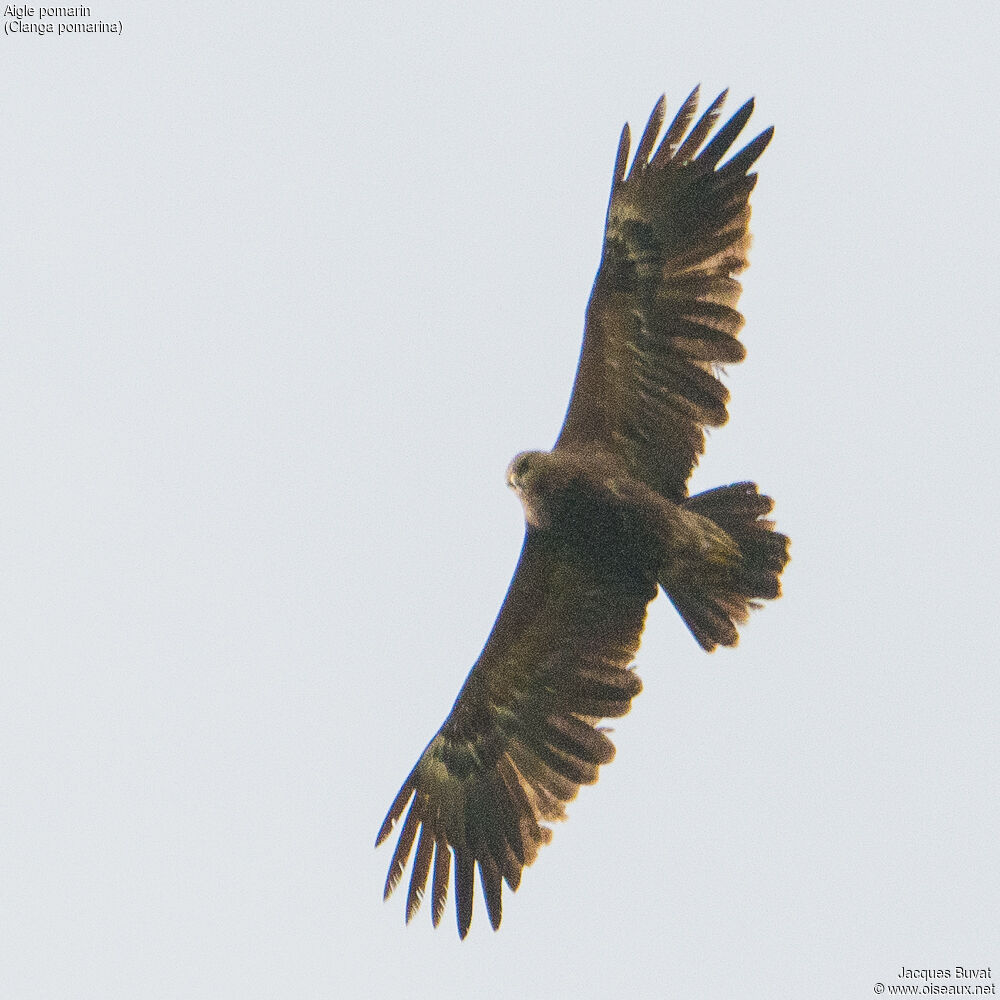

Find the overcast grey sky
[[3, 2, 998, 997]]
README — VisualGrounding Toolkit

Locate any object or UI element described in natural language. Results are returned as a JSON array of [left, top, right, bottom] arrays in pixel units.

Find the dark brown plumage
[[376, 87, 789, 938]]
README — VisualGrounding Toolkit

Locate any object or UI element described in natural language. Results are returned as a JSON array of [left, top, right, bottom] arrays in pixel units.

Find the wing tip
[[374, 778, 416, 848], [628, 94, 667, 179], [613, 121, 631, 182]]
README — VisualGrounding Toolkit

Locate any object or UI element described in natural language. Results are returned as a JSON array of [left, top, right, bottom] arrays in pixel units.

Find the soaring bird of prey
[[376, 87, 789, 938]]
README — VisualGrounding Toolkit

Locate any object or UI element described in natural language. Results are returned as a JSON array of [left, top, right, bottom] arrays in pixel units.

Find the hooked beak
[[505, 461, 520, 492]]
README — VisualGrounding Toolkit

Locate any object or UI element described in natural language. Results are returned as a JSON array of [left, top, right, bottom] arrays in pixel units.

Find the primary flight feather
[[376, 86, 789, 938]]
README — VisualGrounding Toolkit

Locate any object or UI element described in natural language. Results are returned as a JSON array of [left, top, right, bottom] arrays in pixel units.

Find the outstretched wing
[[555, 87, 773, 499], [376, 529, 656, 937]]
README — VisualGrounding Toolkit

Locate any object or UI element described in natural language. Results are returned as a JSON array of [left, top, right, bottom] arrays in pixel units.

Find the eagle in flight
[[376, 87, 789, 938]]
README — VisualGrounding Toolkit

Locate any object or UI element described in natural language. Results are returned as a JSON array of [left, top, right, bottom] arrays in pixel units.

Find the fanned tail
[[664, 482, 789, 651]]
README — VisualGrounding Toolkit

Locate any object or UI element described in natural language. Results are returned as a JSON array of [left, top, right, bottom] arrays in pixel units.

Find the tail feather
[[664, 482, 789, 651]]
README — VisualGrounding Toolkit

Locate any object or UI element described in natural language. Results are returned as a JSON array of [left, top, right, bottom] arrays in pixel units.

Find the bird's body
[[509, 447, 733, 593], [376, 87, 790, 937]]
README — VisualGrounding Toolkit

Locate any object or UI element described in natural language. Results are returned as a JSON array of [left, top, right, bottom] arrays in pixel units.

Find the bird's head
[[505, 451, 543, 494], [505, 451, 553, 528]]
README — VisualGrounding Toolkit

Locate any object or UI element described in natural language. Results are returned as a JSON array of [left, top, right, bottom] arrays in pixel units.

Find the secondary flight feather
[[376, 86, 789, 938]]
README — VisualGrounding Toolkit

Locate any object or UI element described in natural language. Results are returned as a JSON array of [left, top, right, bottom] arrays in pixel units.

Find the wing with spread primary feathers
[[555, 87, 773, 499], [375, 528, 656, 937]]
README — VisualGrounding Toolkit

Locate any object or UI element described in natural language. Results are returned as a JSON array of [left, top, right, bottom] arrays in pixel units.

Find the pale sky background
[[3, 2, 998, 998]]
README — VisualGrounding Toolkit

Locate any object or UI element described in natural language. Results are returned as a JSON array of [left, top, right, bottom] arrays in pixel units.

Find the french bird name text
[[5, 6, 92, 14], [5, 5, 122, 34]]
